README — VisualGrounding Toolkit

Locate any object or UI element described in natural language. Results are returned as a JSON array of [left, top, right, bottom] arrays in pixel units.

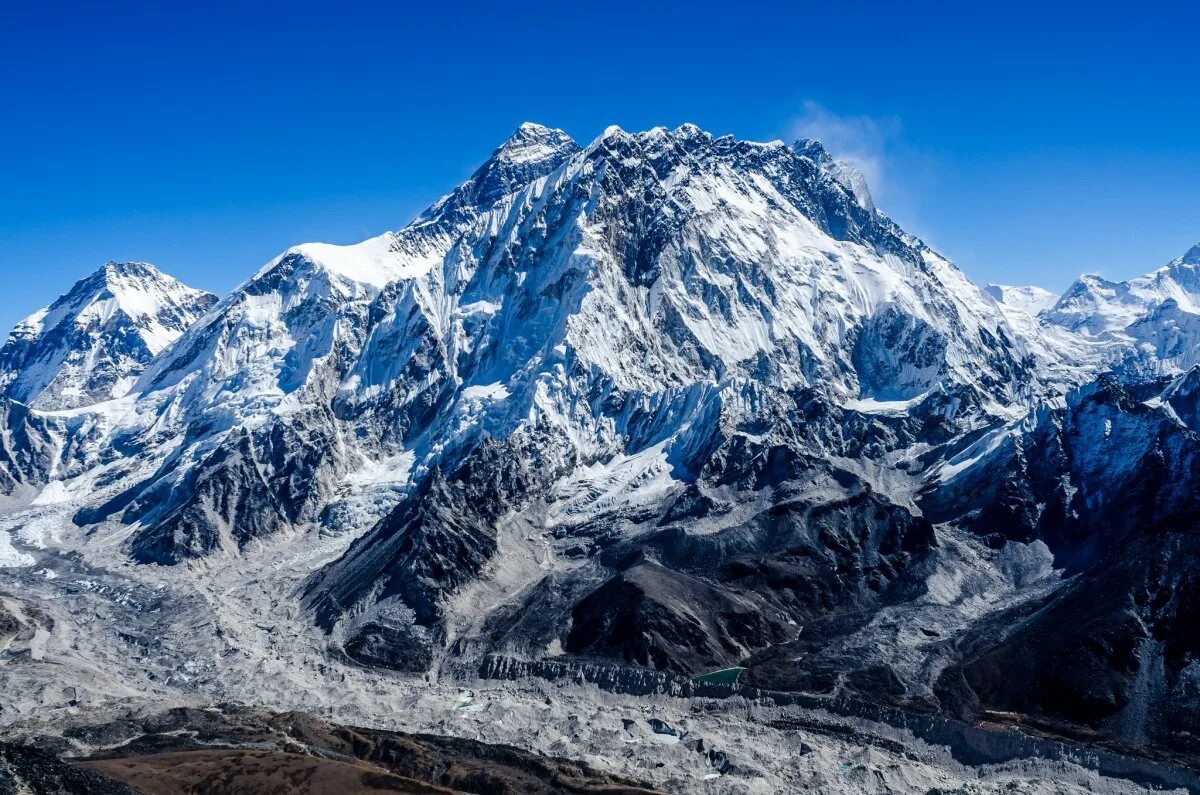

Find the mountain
[[62, 123, 583, 563], [299, 122, 1057, 676], [0, 262, 217, 411], [922, 372, 1200, 748], [1046, 244, 1200, 336], [0, 123, 1199, 780], [985, 283, 1058, 318], [46, 122, 1055, 568], [1040, 243, 1200, 376]]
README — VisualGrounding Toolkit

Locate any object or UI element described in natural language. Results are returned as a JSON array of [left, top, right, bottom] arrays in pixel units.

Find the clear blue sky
[[2, 1, 1198, 331]]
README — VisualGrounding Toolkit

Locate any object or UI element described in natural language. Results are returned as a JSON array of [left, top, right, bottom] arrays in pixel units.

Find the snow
[[342, 451, 416, 488], [30, 481, 70, 506], [842, 390, 933, 415], [547, 443, 680, 527], [287, 233, 439, 289], [11, 307, 48, 337], [938, 425, 1014, 483], [0, 530, 33, 568], [986, 284, 1058, 317], [0, 262, 216, 410], [1041, 248, 1200, 372], [460, 382, 510, 402], [497, 123, 574, 165]]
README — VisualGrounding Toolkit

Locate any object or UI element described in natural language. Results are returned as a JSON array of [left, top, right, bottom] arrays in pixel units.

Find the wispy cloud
[[786, 100, 901, 204]]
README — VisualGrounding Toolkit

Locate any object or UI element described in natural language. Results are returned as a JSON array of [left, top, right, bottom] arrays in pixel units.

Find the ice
[[0, 530, 32, 568], [842, 391, 933, 415]]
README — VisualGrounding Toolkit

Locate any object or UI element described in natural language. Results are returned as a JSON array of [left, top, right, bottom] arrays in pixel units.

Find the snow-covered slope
[[1046, 244, 1200, 335], [0, 262, 216, 410], [985, 284, 1058, 318]]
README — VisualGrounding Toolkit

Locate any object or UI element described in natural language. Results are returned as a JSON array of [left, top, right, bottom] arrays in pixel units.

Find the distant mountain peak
[[985, 284, 1058, 317], [1038, 243, 1200, 374], [1177, 241, 1200, 265], [0, 262, 216, 410], [496, 122, 576, 165], [514, 120, 556, 135], [416, 123, 580, 226], [101, 259, 154, 275], [671, 121, 708, 140], [793, 137, 832, 160]]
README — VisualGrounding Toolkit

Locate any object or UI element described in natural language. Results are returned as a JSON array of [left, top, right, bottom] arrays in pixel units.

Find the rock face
[[0, 742, 138, 795], [794, 138, 875, 210], [937, 271, 1200, 755], [0, 262, 216, 411], [923, 373, 1200, 758], [2, 123, 1200, 768]]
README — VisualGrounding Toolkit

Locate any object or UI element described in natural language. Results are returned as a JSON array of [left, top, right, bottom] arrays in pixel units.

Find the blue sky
[[1, 1, 1198, 331]]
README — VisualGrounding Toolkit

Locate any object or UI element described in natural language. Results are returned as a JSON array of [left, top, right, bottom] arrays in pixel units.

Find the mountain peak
[[419, 123, 580, 222], [89, 260, 179, 289], [672, 122, 708, 140], [1074, 272, 1112, 288], [793, 137, 833, 164], [101, 259, 150, 273], [515, 121, 554, 134], [792, 137, 875, 210], [99, 259, 155, 277], [0, 262, 216, 410], [493, 122, 576, 165], [1178, 242, 1200, 265]]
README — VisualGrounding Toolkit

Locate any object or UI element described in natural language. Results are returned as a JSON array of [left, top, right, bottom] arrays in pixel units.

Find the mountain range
[[1, 122, 1198, 789]]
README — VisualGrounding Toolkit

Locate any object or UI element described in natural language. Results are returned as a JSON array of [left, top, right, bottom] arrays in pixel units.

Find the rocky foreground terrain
[[2, 706, 659, 794], [1, 122, 1199, 792]]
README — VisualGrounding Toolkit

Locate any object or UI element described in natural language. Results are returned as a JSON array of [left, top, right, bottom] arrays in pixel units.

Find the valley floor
[[0, 503, 1195, 794]]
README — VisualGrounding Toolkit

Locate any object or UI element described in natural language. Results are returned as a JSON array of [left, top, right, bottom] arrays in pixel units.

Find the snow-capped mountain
[[985, 283, 1058, 318], [1045, 244, 1200, 335], [297, 122, 1062, 669], [1038, 243, 1200, 376], [0, 262, 216, 410], [35, 123, 1055, 565], [0, 123, 1198, 771]]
